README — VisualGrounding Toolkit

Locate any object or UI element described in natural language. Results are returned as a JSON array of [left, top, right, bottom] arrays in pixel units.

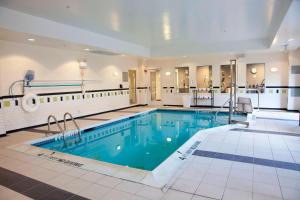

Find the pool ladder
[[215, 98, 230, 117], [63, 112, 82, 142], [47, 112, 81, 145]]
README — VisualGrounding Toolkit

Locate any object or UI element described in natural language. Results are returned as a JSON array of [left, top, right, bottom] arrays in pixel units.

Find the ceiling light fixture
[[27, 38, 35, 42], [84, 48, 90, 51], [163, 13, 171, 40], [121, 54, 125, 57], [78, 59, 88, 69]]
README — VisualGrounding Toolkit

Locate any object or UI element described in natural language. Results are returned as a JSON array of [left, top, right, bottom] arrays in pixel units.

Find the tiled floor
[[0, 106, 299, 200]]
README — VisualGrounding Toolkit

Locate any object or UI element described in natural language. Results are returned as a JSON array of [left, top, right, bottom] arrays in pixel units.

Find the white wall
[[0, 111, 5, 135], [287, 48, 300, 110], [145, 52, 290, 109], [0, 40, 141, 131]]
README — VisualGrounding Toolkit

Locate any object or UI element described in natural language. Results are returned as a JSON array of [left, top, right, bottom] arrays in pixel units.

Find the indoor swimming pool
[[33, 109, 246, 171]]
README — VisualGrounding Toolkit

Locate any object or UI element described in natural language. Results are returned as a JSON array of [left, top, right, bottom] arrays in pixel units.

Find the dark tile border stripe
[[0, 167, 89, 200], [256, 117, 298, 122], [193, 150, 300, 171], [230, 128, 299, 137], [0, 88, 129, 99]]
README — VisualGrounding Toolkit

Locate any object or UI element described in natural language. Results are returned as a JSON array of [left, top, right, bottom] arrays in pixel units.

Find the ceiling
[[0, 27, 123, 56], [271, 0, 300, 51], [0, 0, 298, 57]]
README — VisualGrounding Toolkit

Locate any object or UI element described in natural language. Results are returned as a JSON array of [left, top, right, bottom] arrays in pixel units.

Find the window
[[197, 65, 212, 88], [175, 67, 189, 93], [220, 65, 236, 93], [246, 63, 265, 93]]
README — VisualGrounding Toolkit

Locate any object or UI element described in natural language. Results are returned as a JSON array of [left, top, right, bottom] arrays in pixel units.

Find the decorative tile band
[[0, 88, 130, 100], [0, 89, 130, 109], [193, 150, 300, 171]]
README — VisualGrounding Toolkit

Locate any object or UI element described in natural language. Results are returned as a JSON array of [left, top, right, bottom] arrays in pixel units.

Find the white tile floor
[[0, 107, 299, 200]]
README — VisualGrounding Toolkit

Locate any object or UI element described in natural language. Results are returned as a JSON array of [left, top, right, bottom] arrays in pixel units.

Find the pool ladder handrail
[[47, 115, 64, 137], [215, 98, 231, 116], [63, 112, 82, 142]]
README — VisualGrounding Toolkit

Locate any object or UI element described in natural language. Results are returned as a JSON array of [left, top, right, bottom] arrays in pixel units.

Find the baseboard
[[163, 104, 184, 107], [5, 104, 148, 134], [165, 105, 296, 112]]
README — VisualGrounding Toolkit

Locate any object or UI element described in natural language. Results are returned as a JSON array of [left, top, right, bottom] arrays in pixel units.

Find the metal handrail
[[215, 98, 231, 116], [47, 115, 64, 136], [63, 112, 81, 141]]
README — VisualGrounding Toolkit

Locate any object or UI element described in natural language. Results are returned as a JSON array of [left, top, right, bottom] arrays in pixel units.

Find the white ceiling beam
[[0, 7, 150, 57]]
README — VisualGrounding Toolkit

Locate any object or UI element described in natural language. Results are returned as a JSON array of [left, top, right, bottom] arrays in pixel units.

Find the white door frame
[[148, 68, 162, 106]]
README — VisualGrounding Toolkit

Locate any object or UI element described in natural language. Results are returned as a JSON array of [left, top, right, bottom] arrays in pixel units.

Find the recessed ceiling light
[[288, 38, 294, 42], [83, 48, 90, 51], [27, 38, 35, 42]]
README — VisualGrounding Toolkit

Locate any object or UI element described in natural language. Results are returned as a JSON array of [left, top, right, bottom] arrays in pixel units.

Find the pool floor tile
[[227, 177, 253, 192], [253, 182, 282, 198], [161, 189, 193, 200], [171, 177, 200, 194], [281, 186, 300, 200], [222, 188, 252, 200], [195, 183, 225, 200], [115, 181, 144, 194], [135, 186, 164, 200], [78, 183, 111, 200], [0, 167, 90, 200]]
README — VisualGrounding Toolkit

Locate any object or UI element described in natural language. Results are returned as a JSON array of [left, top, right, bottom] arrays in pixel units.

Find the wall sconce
[[165, 71, 171, 76], [113, 72, 119, 77], [78, 59, 88, 69], [251, 68, 257, 74], [270, 67, 278, 72]]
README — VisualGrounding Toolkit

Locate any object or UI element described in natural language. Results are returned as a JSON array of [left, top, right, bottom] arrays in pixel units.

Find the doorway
[[149, 70, 161, 105], [128, 70, 137, 104]]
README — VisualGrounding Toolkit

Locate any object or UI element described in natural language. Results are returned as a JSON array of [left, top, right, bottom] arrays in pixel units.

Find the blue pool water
[[34, 110, 246, 170]]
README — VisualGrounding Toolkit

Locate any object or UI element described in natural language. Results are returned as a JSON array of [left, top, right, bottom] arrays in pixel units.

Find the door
[[149, 70, 161, 105], [128, 70, 137, 104]]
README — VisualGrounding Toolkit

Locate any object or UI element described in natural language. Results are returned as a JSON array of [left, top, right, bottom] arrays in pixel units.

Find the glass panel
[[197, 65, 212, 88], [246, 63, 265, 93], [150, 70, 161, 101], [150, 71, 156, 101], [220, 65, 236, 93], [128, 70, 136, 104], [122, 72, 128, 82], [175, 67, 189, 93]]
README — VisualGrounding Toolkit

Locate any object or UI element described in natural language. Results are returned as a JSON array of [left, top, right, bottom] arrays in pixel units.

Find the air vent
[[90, 50, 120, 56]]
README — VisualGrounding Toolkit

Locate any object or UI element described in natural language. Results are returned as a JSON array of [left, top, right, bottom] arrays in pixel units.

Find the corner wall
[[287, 48, 300, 110], [145, 52, 290, 109], [0, 41, 139, 131]]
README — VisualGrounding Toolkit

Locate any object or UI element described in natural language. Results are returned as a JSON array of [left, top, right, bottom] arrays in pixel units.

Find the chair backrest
[[236, 97, 253, 113]]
